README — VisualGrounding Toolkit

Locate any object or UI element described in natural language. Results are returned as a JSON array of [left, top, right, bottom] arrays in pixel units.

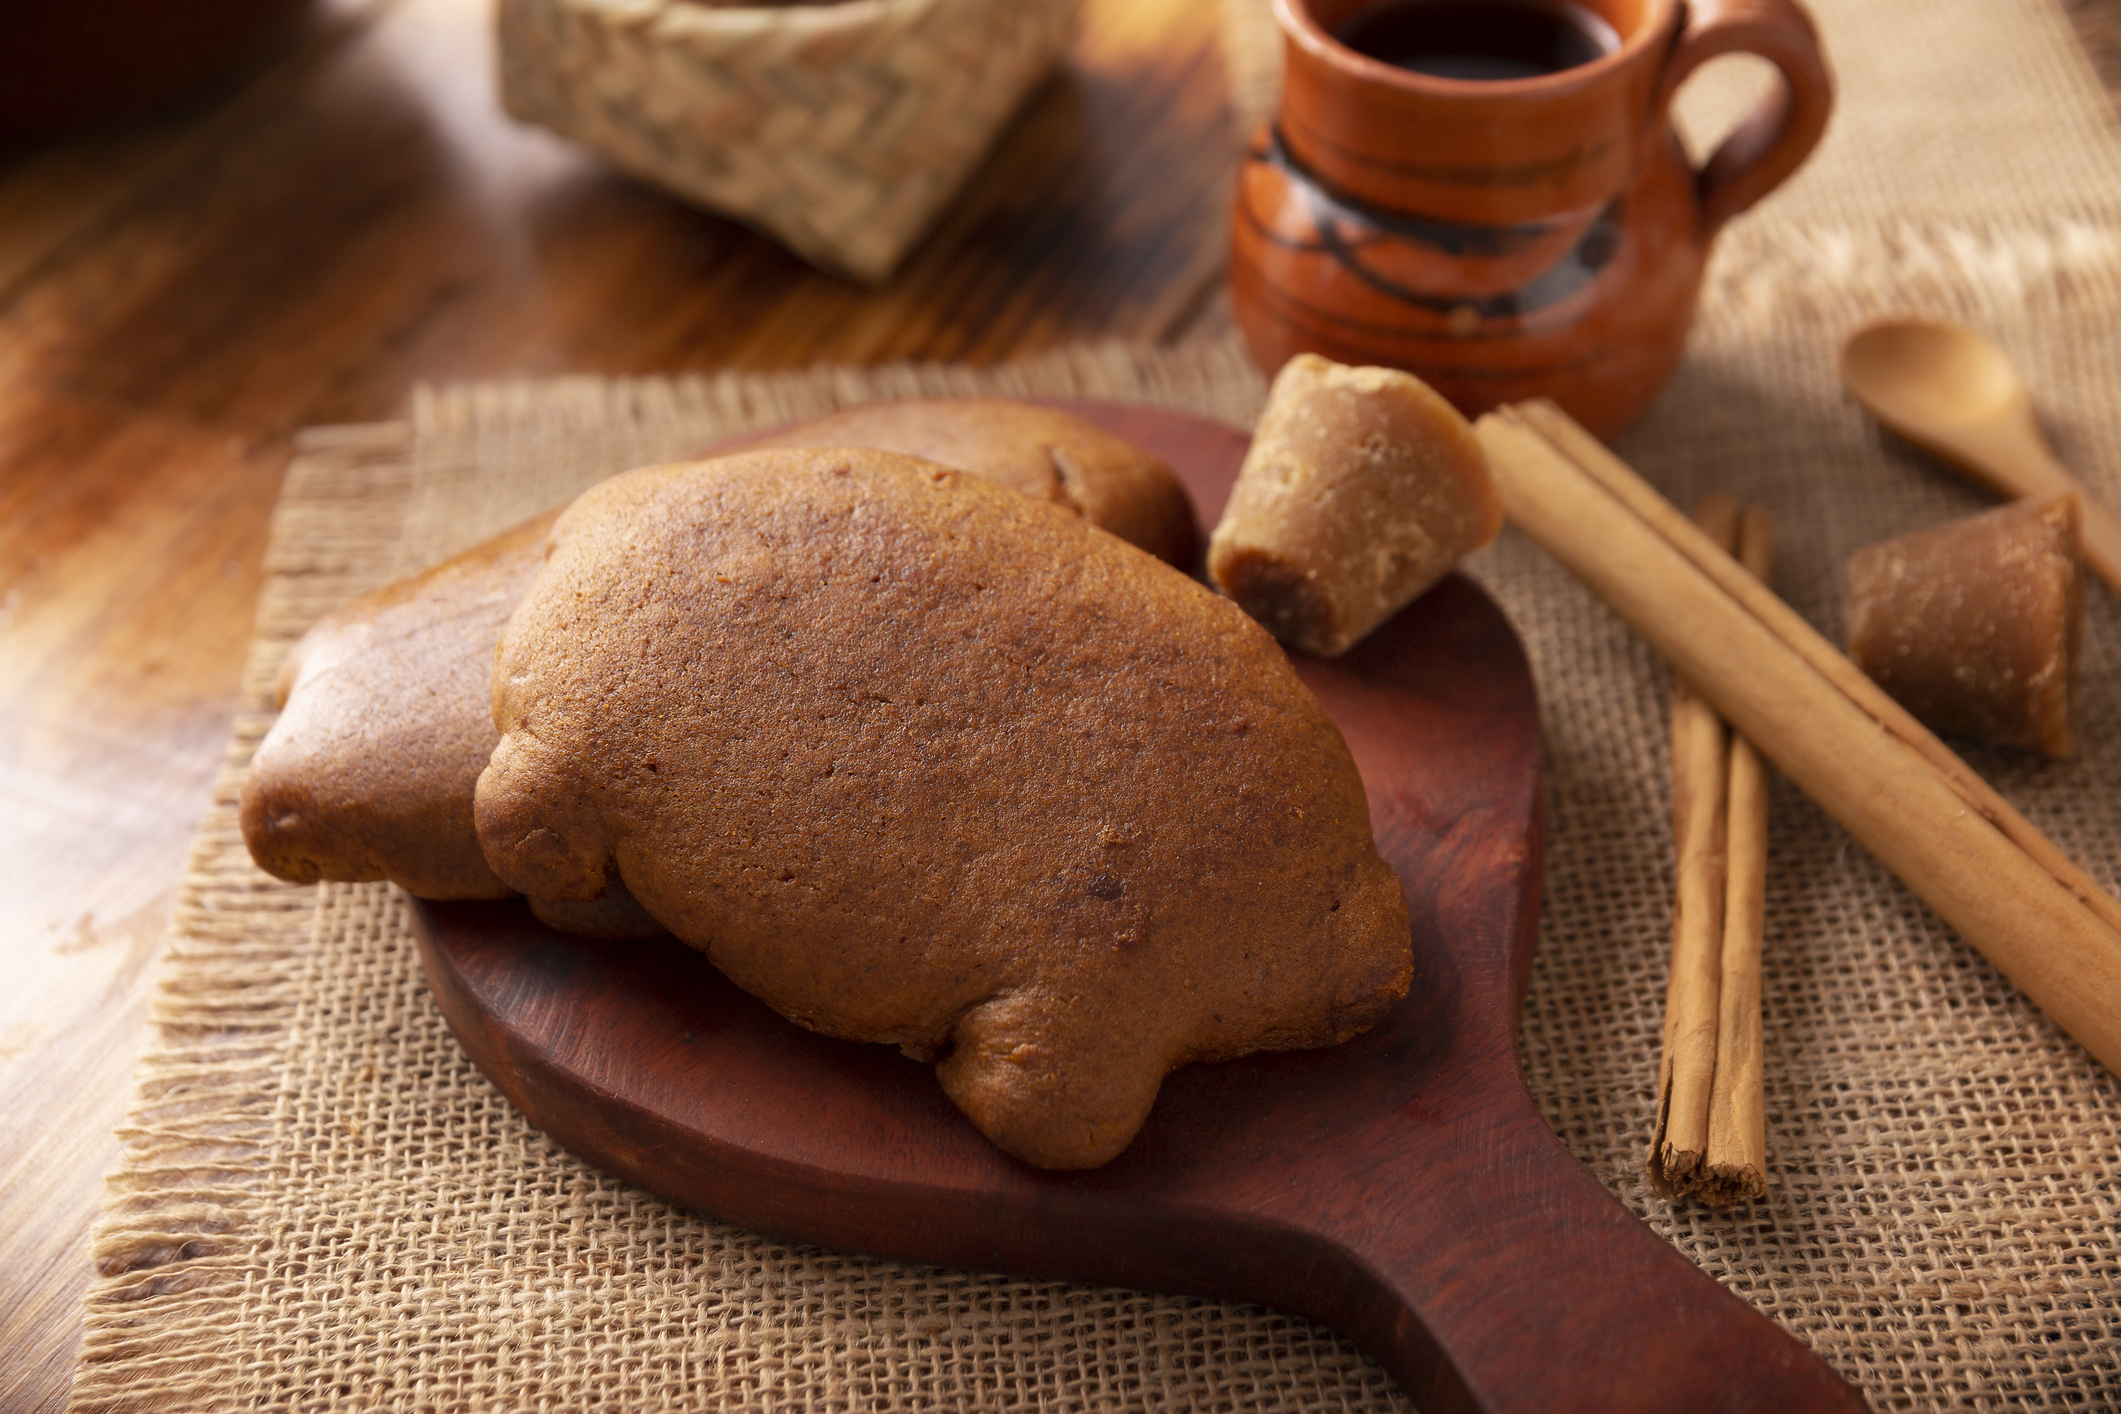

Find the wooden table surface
[[2, 1, 2118, 1409], [0, 0, 1235, 1404]]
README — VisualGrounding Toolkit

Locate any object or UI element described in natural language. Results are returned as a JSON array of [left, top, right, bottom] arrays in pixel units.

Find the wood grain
[[0, 0, 1235, 1406]]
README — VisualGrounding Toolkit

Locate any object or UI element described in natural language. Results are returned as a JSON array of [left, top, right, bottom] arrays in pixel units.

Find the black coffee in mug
[[1335, 0, 1620, 81]]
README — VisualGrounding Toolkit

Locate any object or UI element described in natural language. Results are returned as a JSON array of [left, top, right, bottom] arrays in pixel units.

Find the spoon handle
[[2047, 466, 2121, 598], [2070, 494, 2121, 596], [1906, 423, 2121, 596]]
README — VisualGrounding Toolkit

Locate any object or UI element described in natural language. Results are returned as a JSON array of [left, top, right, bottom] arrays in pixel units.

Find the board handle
[[1308, 1079, 1870, 1413]]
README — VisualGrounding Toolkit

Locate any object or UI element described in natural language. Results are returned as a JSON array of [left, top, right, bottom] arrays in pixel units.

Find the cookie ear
[[934, 990, 1170, 1170], [474, 731, 613, 900]]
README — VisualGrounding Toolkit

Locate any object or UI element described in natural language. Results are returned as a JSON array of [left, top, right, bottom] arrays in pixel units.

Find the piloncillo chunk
[[1846, 493, 2084, 758], [1209, 354, 1500, 657]]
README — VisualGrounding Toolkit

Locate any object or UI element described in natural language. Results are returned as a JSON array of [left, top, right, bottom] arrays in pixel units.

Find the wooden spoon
[[1840, 318, 2121, 591]]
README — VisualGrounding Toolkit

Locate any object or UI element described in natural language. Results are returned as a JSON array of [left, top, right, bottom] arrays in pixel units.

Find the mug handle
[[1657, 0, 1835, 235]]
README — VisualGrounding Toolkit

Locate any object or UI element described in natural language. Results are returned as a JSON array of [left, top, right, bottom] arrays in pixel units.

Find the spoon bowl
[[1841, 320, 2029, 432], [1840, 317, 2121, 593]]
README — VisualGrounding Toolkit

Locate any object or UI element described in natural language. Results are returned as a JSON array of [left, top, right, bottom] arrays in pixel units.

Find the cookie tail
[[934, 990, 1169, 1170]]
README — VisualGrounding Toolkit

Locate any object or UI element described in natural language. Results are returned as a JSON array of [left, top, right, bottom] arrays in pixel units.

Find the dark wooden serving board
[[412, 403, 1866, 1413]]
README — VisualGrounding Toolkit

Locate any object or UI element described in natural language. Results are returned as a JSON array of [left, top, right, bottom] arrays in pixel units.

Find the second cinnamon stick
[[1650, 499, 1739, 1198], [1700, 506, 1775, 1207]]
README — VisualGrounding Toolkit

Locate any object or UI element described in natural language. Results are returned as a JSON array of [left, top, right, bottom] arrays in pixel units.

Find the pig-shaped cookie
[[733, 397, 1198, 569], [474, 447, 1412, 1168], [240, 400, 1199, 928]]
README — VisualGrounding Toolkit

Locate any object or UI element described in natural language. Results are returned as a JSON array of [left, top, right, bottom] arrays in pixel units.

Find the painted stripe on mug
[[1238, 148, 1623, 322], [1257, 128, 1582, 256], [1235, 265, 1610, 369]]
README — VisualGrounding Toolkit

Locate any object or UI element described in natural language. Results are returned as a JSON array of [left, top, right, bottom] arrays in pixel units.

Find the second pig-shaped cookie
[[474, 448, 1412, 1169]]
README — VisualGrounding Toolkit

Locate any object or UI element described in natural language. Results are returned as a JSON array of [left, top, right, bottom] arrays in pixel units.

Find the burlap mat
[[69, 1, 2121, 1410]]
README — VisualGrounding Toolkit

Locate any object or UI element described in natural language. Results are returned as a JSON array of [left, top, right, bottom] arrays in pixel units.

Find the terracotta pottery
[[1230, 0, 1833, 437]]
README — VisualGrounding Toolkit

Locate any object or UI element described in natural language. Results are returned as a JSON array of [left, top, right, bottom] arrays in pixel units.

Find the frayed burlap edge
[[1701, 216, 2121, 333], [69, 423, 415, 1401]]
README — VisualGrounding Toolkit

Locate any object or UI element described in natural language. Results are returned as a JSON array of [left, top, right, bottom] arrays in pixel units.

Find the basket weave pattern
[[499, 0, 1080, 282]]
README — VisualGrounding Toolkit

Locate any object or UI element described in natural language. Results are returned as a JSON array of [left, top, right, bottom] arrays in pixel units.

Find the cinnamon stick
[[1649, 499, 1739, 1199], [1650, 500, 1774, 1206], [1475, 403, 2121, 1082], [1508, 398, 2121, 942], [1700, 506, 1775, 1207]]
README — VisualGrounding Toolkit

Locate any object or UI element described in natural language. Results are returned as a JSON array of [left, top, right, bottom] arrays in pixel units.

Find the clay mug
[[1230, 0, 1833, 436]]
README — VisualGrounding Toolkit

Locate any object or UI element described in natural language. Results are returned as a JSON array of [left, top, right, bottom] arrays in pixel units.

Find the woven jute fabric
[[70, 1, 2121, 1410], [497, 0, 1080, 283]]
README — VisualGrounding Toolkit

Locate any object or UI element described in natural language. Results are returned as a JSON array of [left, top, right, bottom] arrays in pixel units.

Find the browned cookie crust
[[736, 399, 1199, 570], [527, 878, 669, 940], [475, 447, 1412, 1168], [240, 401, 1201, 916], [240, 509, 558, 900]]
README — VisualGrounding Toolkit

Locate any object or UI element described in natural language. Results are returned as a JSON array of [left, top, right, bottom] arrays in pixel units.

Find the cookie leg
[[528, 876, 668, 940], [934, 990, 1169, 1169], [474, 731, 614, 899]]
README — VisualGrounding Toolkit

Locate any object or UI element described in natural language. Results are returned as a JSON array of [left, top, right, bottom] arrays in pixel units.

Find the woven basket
[[498, 0, 1082, 283]]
